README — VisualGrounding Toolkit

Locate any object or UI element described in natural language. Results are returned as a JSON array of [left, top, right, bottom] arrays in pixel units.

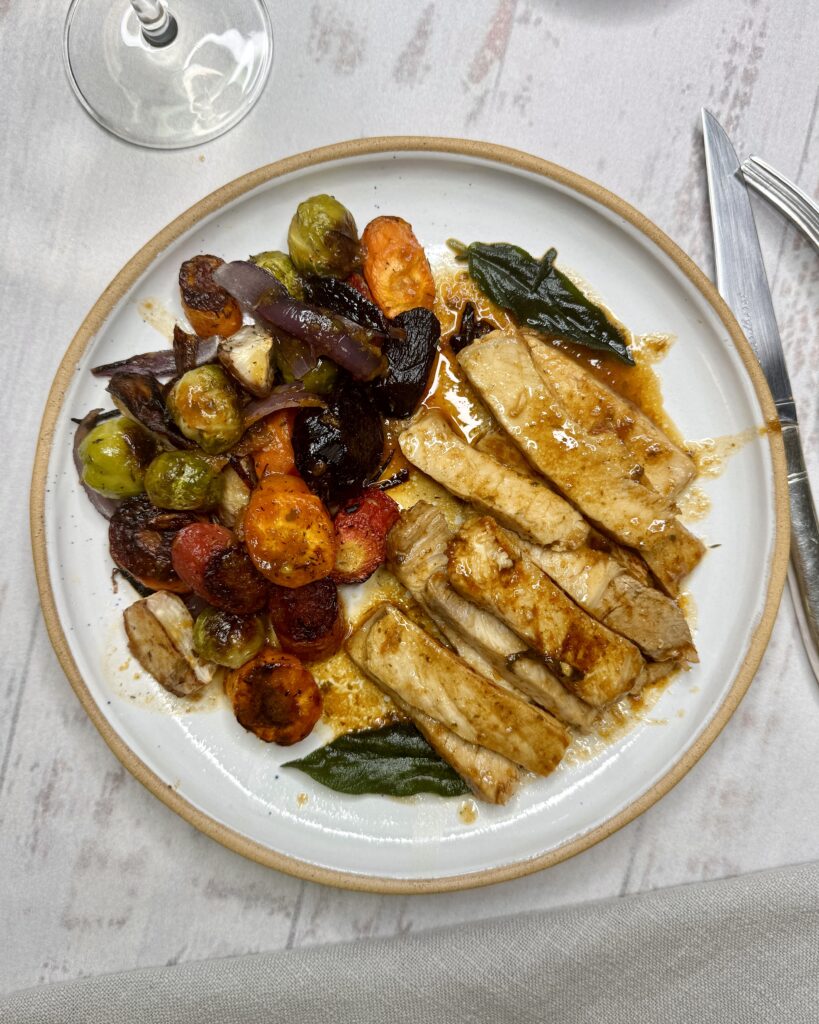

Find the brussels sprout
[[287, 194, 360, 278], [166, 365, 244, 454], [144, 451, 222, 510], [300, 358, 339, 396], [77, 416, 156, 498], [192, 607, 266, 668], [251, 250, 304, 299]]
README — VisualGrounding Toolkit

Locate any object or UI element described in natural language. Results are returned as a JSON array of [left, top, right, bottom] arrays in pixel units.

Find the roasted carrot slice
[[170, 522, 270, 614], [361, 216, 435, 318], [244, 486, 336, 588], [226, 648, 323, 745], [179, 254, 243, 339], [268, 577, 346, 661], [331, 488, 400, 584]]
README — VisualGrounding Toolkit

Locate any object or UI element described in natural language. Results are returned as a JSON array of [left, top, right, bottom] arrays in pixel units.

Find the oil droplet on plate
[[458, 799, 478, 825]]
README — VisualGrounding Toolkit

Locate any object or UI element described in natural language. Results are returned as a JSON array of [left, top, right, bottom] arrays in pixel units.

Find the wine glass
[[63, 0, 273, 149]]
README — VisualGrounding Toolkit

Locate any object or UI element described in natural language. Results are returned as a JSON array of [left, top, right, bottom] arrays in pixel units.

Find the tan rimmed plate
[[30, 139, 788, 893]]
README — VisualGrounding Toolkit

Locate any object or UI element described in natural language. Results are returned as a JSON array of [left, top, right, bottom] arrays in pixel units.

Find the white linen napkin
[[3, 861, 817, 1023]]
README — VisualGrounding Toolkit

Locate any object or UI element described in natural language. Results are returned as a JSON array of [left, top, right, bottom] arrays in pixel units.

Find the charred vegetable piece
[[109, 495, 200, 592], [268, 577, 345, 661], [212, 260, 288, 314], [124, 592, 221, 697], [144, 451, 222, 511], [449, 301, 495, 354], [361, 216, 435, 317], [302, 275, 390, 333], [92, 348, 178, 379], [218, 324, 274, 397], [226, 648, 323, 745], [241, 410, 297, 478], [166, 365, 244, 454], [293, 382, 385, 506], [250, 250, 304, 299], [107, 371, 192, 449], [288, 194, 360, 279], [448, 240, 634, 364], [179, 254, 243, 339], [256, 298, 386, 382], [243, 479, 336, 588], [173, 325, 198, 375], [192, 607, 266, 668], [171, 522, 270, 614], [345, 272, 374, 301], [372, 307, 441, 418], [331, 488, 400, 584], [78, 415, 157, 499]]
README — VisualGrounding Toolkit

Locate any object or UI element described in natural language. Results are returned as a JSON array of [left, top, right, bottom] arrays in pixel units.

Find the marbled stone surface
[[1, 0, 817, 995]]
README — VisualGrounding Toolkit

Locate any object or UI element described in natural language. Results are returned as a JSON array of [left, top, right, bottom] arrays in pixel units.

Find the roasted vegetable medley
[[75, 192, 688, 805], [76, 195, 440, 749]]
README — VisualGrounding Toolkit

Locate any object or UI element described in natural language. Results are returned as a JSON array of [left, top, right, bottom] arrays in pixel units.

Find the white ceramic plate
[[32, 140, 788, 892]]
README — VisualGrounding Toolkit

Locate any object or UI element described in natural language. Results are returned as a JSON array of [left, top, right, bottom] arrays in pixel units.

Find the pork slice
[[347, 604, 569, 776], [448, 517, 645, 707], [399, 409, 588, 550]]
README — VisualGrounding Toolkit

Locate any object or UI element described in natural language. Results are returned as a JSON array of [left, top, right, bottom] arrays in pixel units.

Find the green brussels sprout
[[193, 607, 266, 668], [166, 365, 244, 455], [287, 194, 360, 278], [144, 451, 222, 510], [300, 358, 339, 396], [77, 416, 156, 498], [250, 250, 304, 299]]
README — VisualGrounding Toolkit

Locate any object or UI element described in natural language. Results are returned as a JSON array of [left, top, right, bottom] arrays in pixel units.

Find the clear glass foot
[[63, 0, 273, 150]]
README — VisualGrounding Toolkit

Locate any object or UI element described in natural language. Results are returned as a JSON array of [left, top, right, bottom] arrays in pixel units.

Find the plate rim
[[29, 136, 790, 893]]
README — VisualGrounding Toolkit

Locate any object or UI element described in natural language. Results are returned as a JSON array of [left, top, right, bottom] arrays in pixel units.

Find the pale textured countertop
[[1, 0, 817, 996]]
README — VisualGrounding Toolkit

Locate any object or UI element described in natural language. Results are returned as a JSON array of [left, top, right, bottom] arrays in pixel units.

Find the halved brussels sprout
[[77, 416, 157, 498], [287, 194, 360, 278], [192, 607, 266, 668], [250, 250, 304, 299], [166, 365, 244, 454], [144, 451, 222, 510]]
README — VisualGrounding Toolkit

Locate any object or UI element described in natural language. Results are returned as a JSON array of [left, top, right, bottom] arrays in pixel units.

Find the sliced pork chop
[[387, 502, 597, 729], [399, 409, 588, 550], [347, 603, 569, 776], [522, 330, 696, 499], [448, 517, 645, 708]]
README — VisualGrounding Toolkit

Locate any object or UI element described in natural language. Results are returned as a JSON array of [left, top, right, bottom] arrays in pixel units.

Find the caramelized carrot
[[244, 485, 336, 588], [225, 648, 323, 745], [179, 255, 243, 339], [361, 216, 435, 318]]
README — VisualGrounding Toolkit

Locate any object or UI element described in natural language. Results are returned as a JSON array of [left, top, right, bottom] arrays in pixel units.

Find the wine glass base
[[63, 0, 273, 150]]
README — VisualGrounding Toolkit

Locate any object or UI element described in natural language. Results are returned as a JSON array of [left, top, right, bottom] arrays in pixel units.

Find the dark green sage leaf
[[447, 239, 634, 364], [283, 723, 469, 798]]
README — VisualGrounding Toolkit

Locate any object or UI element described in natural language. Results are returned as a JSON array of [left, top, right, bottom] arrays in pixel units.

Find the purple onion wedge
[[213, 260, 287, 314], [256, 299, 387, 382], [242, 384, 326, 428]]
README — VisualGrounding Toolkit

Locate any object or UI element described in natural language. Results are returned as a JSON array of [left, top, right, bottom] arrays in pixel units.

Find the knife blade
[[702, 108, 819, 683]]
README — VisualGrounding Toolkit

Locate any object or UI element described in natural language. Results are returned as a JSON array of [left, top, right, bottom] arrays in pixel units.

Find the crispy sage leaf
[[283, 723, 469, 798], [448, 239, 634, 364]]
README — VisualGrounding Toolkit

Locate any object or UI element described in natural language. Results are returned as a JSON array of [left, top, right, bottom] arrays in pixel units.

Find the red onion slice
[[242, 384, 326, 428]]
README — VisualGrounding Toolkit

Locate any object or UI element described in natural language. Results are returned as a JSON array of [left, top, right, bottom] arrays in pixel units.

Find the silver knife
[[702, 108, 819, 683]]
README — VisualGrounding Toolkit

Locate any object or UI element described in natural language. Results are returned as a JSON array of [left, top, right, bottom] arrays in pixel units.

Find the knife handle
[[783, 422, 819, 659]]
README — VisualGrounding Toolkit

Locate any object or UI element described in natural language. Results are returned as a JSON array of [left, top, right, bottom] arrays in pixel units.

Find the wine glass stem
[[130, 0, 178, 47]]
